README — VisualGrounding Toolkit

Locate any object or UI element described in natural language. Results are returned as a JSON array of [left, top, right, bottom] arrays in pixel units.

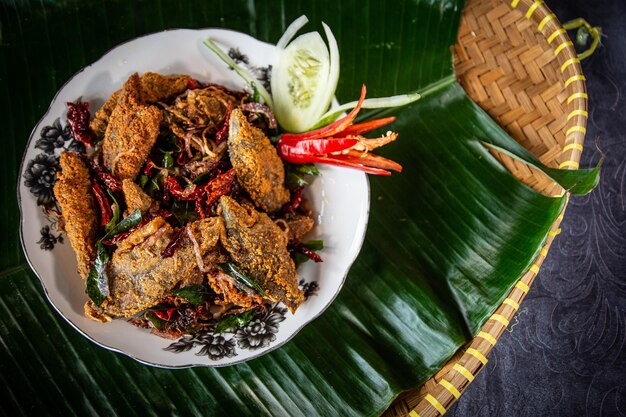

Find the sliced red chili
[[153, 308, 176, 321], [278, 138, 358, 160], [335, 116, 396, 137], [91, 180, 112, 226], [215, 104, 232, 145], [161, 227, 186, 258], [66, 101, 94, 147], [280, 85, 367, 142]]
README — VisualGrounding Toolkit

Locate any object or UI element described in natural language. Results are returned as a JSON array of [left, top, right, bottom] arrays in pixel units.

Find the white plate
[[18, 29, 370, 368]]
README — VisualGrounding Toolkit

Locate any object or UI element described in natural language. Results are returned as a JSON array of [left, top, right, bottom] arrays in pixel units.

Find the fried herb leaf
[[85, 241, 110, 306], [214, 309, 257, 334], [171, 284, 214, 306], [285, 163, 320, 189], [162, 151, 174, 169], [171, 201, 197, 226], [144, 311, 166, 331], [104, 189, 120, 234], [219, 262, 267, 297], [101, 209, 142, 241]]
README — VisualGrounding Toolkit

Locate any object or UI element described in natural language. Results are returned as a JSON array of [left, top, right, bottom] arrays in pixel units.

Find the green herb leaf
[[171, 284, 214, 306], [138, 174, 149, 188], [171, 201, 197, 226], [285, 163, 320, 189], [85, 241, 110, 306], [144, 311, 166, 331], [191, 172, 210, 184], [219, 262, 266, 297], [101, 209, 142, 241], [162, 151, 174, 169], [104, 189, 120, 234], [214, 309, 257, 334]]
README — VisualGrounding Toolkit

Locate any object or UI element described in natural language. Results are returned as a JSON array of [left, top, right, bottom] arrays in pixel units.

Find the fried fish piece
[[90, 73, 190, 138], [93, 216, 226, 318], [53, 152, 98, 279], [218, 196, 303, 313], [228, 109, 290, 212], [122, 178, 154, 216], [102, 73, 162, 180]]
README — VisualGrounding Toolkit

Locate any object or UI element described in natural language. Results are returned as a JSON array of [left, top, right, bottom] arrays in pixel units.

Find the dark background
[[450, 1, 626, 416]]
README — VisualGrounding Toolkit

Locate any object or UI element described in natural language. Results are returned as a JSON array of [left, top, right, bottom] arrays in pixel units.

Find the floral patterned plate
[[18, 29, 369, 368]]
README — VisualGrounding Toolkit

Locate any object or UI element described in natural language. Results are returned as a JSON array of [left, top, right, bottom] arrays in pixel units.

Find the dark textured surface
[[450, 1, 626, 416]]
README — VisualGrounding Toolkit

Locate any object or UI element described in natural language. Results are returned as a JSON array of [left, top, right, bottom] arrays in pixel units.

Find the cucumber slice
[[272, 23, 339, 133]]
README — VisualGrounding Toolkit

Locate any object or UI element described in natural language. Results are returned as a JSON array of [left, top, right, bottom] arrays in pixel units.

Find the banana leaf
[[0, 0, 598, 416]]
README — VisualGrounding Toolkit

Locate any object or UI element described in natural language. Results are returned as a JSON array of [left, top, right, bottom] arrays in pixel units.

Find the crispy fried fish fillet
[[102, 73, 162, 180], [91, 216, 226, 319], [90, 73, 190, 138], [53, 152, 98, 279], [228, 109, 290, 212], [122, 178, 154, 215], [219, 196, 303, 313]]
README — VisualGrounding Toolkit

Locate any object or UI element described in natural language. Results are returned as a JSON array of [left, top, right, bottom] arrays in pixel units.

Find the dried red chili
[[282, 187, 304, 213], [203, 168, 236, 207], [143, 159, 158, 176], [161, 227, 186, 258], [153, 308, 176, 321], [91, 180, 112, 226], [293, 244, 323, 263], [89, 161, 122, 192], [215, 104, 232, 146], [66, 101, 95, 147], [164, 176, 204, 201]]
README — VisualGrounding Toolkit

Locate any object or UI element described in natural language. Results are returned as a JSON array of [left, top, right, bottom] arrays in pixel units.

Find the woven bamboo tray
[[384, 0, 587, 415]]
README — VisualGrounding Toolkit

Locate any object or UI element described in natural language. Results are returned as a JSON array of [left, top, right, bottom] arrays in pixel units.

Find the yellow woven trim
[[440, 379, 462, 399], [409, 410, 421, 417], [559, 160, 580, 169], [554, 41, 573, 57], [425, 394, 447, 414], [548, 28, 566, 43], [525, 1, 543, 19], [516, 281, 530, 294], [567, 92, 588, 104], [561, 58, 581, 73], [466, 348, 488, 365], [453, 363, 475, 382], [511, 0, 520, 7], [530, 264, 540, 274], [503, 298, 520, 310], [538, 13, 556, 31], [567, 109, 588, 120], [540, 247, 549, 256], [477, 331, 498, 346], [566, 125, 587, 136], [562, 143, 584, 153], [564, 74, 586, 88]]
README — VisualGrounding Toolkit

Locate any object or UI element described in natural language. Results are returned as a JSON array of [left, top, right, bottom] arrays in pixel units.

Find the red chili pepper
[[161, 228, 186, 258], [293, 244, 323, 263], [282, 187, 304, 213], [143, 159, 158, 176], [215, 104, 232, 145], [187, 79, 201, 90], [89, 161, 122, 192], [203, 168, 236, 207], [91, 180, 112, 226], [153, 308, 176, 321], [176, 149, 189, 166], [276, 85, 402, 176], [164, 176, 205, 201], [66, 101, 94, 147], [195, 199, 206, 219]]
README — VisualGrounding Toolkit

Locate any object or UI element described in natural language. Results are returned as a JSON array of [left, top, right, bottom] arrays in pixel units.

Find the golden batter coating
[[138, 72, 191, 103], [122, 179, 154, 215], [102, 73, 162, 181], [208, 269, 263, 308], [90, 73, 190, 138], [53, 152, 98, 279], [93, 216, 226, 319], [228, 109, 290, 212], [280, 213, 315, 244], [219, 196, 304, 313]]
